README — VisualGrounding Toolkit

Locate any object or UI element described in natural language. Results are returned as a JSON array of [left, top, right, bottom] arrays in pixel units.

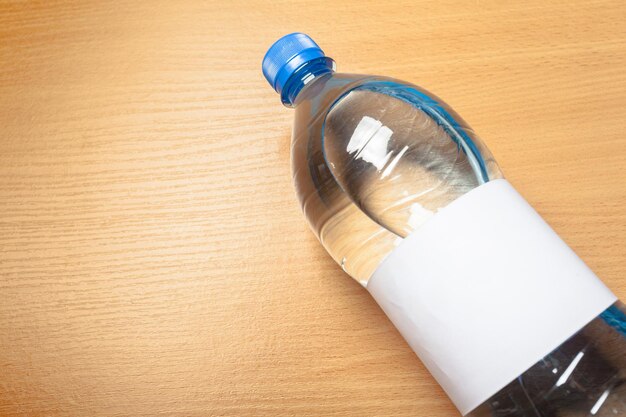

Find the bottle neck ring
[[281, 57, 335, 106]]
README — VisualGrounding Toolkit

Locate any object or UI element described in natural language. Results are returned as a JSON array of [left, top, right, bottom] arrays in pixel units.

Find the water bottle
[[262, 33, 626, 416]]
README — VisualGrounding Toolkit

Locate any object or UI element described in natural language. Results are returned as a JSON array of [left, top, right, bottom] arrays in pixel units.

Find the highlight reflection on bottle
[[262, 33, 626, 416]]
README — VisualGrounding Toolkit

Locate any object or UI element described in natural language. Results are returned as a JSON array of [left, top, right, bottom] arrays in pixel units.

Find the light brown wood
[[1, 1, 625, 416]]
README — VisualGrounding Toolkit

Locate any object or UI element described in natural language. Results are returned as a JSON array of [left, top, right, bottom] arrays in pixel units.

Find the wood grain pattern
[[1, 1, 624, 416]]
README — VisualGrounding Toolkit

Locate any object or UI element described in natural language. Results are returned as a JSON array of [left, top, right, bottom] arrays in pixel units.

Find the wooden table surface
[[1, 1, 625, 416]]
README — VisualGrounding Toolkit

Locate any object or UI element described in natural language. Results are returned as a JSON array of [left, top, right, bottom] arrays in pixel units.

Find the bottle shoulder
[[292, 72, 459, 132], [294, 72, 412, 110], [291, 72, 417, 139]]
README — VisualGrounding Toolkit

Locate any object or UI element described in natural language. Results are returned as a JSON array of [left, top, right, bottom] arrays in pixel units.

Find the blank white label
[[367, 179, 616, 415]]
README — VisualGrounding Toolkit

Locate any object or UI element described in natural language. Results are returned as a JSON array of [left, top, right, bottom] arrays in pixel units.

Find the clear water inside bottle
[[291, 73, 501, 284]]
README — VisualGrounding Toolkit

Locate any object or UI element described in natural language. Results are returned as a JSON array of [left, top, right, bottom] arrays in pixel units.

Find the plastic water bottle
[[262, 33, 626, 416]]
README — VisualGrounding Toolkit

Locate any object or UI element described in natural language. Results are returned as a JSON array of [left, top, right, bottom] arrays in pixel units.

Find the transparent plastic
[[292, 71, 501, 284], [287, 66, 625, 416]]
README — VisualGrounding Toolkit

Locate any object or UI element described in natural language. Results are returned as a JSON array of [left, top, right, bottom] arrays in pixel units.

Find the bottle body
[[290, 71, 625, 416]]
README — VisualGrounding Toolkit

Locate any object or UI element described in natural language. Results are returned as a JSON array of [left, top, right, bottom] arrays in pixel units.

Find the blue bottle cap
[[262, 33, 326, 95]]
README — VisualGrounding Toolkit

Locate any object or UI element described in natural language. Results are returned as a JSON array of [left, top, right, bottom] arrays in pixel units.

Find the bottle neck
[[281, 57, 335, 106]]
